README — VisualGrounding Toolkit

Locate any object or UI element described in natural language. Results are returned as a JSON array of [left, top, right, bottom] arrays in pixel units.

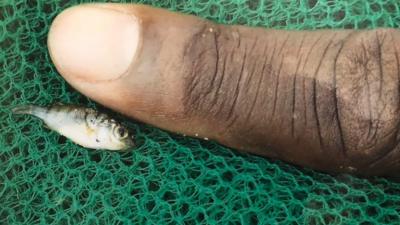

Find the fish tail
[[12, 105, 36, 115], [12, 105, 48, 118]]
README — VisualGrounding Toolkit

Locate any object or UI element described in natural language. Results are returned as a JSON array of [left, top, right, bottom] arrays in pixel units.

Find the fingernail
[[48, 5, 140, 81]]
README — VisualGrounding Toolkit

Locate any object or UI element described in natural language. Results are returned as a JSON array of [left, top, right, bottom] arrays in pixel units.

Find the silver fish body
[[12, 104, 135, 151]]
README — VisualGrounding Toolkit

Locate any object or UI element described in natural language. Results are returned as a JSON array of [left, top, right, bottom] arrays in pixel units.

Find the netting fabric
[[1, 0, 400, 224]]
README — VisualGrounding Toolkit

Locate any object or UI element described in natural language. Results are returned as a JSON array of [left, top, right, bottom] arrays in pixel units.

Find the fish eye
[[117, 127, 128, 139]]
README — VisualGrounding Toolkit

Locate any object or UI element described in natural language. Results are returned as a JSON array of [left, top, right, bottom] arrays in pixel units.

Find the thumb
[[48, 3, 219, 140]]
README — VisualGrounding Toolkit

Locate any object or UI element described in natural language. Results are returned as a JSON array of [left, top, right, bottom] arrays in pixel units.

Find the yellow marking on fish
[[86, 126, 96, 136]]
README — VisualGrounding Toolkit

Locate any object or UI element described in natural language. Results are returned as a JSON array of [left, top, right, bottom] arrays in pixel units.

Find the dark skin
[[48, 4, 400, 177]]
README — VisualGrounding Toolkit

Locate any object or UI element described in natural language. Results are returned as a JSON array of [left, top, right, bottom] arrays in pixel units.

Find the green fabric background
[[1, 0, 400, 224]]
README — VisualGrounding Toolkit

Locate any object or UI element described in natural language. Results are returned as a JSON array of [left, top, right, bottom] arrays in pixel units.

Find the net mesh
[[1, 0, 400, 224]]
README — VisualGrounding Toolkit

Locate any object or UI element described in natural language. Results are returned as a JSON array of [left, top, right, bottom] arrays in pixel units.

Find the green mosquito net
[[1, 0, 400, 224]]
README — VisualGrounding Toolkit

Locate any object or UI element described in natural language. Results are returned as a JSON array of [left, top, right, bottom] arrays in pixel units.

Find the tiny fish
[[12, 104, 135, 151]]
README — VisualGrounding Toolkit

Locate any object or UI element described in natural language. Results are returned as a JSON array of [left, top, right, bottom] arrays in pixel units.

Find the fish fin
[[43, 123, 50, 129], [53, 102, 64, 106]]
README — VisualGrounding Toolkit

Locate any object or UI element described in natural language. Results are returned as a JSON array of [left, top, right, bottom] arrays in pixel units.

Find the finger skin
[[48, 4, 400, 177]]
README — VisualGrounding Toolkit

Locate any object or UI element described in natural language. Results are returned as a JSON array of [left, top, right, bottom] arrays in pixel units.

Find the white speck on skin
[[232, 31, 239, 39], [348, 166, 356, 171], [209, 28, 213, 32], [195, 133, 199, 137], [204, 137, 209, 140]]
